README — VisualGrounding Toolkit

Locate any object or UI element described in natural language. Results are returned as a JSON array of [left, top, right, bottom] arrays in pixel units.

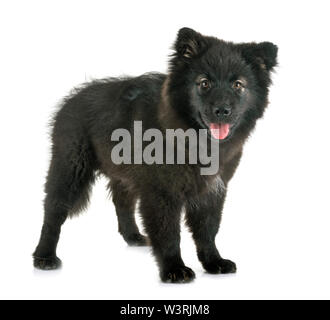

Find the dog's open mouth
[[198, 112, 233, 141], [209, 123, 230, 140]]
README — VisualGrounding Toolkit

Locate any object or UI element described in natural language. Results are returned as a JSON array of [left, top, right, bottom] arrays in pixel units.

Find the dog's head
[[167, 27, 278, 141]]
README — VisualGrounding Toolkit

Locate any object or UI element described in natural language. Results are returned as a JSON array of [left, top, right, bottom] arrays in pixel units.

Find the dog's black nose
[[213, 106, 232, 117], [223, 106, 232, 116]]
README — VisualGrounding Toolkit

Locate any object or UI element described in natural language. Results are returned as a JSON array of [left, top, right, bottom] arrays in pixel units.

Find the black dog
[[34, 28, 277, 283]]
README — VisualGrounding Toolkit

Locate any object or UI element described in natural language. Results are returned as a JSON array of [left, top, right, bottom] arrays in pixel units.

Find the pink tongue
[[210, 123, 230, 140]]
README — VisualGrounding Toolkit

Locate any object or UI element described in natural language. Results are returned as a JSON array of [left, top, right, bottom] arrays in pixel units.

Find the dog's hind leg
[[33, 136, 96, 270], [109, 180, 148, 246]]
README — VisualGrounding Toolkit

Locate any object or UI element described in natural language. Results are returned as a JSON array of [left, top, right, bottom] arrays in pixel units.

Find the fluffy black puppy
[[34, 28, 277, 283]]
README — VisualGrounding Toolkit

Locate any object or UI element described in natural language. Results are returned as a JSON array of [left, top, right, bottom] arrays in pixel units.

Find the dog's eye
[[200, 78, 210, 89], [233, 80, 243, 90]]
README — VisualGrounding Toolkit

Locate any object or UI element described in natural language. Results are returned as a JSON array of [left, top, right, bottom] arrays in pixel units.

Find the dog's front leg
[[186, 190, 237, 274], [140, 191, 195, 283]]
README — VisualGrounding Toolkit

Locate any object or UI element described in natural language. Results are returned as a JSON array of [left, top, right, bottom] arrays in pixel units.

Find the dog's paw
[[125, 233, 149, 247], [161, 266, 196, 283], [33, 256, 62, 270], [203, 258, 237, 274]]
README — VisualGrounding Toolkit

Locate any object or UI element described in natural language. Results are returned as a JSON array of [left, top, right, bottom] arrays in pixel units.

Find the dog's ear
[[239, 42, 278, 71], [175, 27, 207, 59]]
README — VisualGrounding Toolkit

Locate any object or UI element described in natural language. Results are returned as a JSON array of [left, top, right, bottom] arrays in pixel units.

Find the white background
[[0, 0, 330, 300]]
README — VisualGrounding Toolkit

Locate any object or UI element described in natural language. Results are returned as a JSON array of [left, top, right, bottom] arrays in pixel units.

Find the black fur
[[33, 28, 277, 283]]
